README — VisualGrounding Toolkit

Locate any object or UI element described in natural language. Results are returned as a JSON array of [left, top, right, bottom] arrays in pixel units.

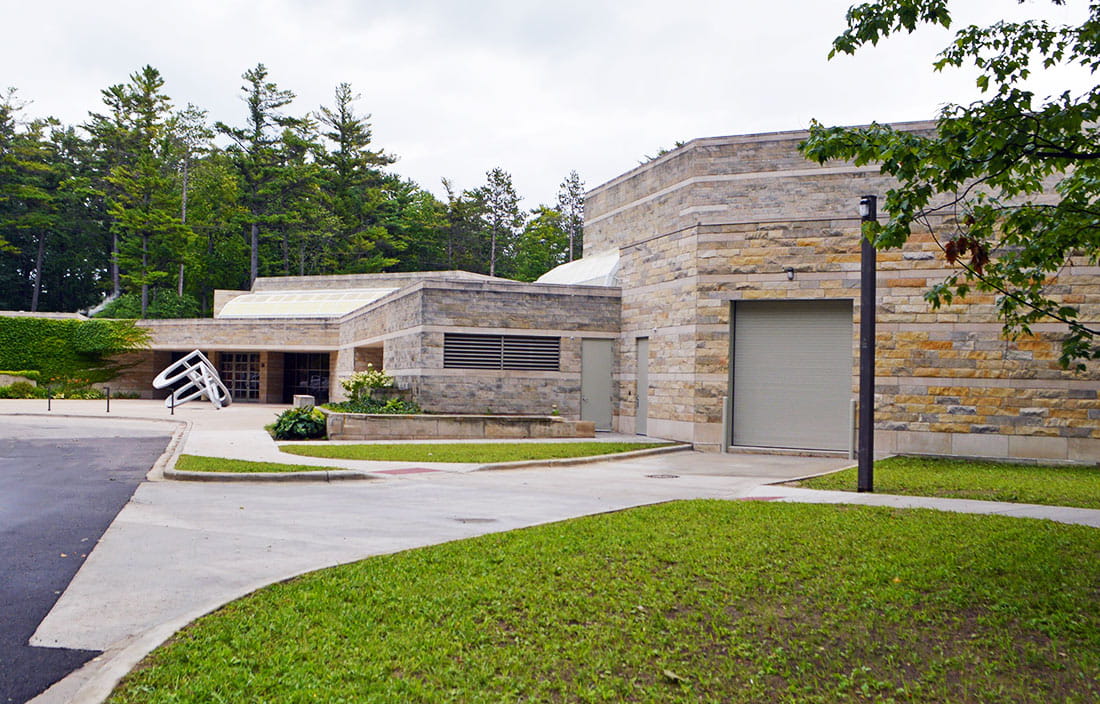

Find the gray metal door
[[581, 339, 613, 431], [732, 300, 852, 450], [635, 337, 649, 435]]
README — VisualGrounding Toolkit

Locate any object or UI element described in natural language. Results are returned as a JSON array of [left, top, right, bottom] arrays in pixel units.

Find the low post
[[106, 386, 111, 414], [170, 390, 175, 416], [47, 387, 51, 412]]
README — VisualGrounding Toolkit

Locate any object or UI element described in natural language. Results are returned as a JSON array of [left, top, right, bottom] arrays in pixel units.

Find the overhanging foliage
[[801, 0, 1100, 369]]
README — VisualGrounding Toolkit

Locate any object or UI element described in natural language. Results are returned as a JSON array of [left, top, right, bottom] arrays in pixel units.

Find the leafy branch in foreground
[[801, 0, 1100, 369]]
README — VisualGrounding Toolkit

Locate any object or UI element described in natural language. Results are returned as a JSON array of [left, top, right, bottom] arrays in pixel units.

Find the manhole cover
[[452, 517, 498, 524], [646, 474, 680, 479]]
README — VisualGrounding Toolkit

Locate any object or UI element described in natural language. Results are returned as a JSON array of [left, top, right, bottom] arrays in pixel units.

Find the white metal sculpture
[[152, 350, 232, 409]]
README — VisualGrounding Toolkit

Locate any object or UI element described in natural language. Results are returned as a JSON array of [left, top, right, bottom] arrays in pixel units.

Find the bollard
[[170, 390, 175, 416], [47, 387, 51, 412], [106, 386, 110, 413]]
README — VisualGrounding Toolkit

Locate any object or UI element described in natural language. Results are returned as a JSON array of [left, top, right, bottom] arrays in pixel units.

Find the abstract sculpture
[[152, 350, 232, 409]]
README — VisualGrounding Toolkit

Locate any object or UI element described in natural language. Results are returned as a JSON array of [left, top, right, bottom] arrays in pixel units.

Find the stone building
[[112, 271, 622, 426], [113, 120, 1099, 463], [580, 121, 1098, 463]]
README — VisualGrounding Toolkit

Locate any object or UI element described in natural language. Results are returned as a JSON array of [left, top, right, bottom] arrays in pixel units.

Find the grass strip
[[279, 441, 674, 463], [109, 500, 1100, 703], [173, 454, 346, 474], [797, 455, 1100, 509]]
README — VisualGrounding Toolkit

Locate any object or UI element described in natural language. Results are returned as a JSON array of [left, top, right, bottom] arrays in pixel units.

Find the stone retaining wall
[[325, 412, 596, 441]]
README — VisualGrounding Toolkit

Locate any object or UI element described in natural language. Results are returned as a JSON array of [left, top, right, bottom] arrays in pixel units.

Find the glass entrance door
[[218, 352, 260, 402], [283, 352, 330, 404]]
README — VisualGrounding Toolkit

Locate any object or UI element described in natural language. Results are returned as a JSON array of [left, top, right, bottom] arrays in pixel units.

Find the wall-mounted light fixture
[[785, 267, 795, 281]]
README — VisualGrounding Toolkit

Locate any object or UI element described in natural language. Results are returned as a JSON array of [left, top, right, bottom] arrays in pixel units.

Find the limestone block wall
[[616, 227, 701, 442], [408, 284, 621, 416], [634, 216, 1100, 459], [142, 318, 340, 350], [589, 123, 1100, 461], [329, 279, 620, 415]]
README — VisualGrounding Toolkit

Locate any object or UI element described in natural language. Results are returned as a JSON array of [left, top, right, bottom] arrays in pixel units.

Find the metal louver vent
[[444, 333, 560, 371]]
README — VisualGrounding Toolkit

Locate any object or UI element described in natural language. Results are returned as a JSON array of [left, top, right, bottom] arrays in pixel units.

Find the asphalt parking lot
[[0, 417, 170, 704]]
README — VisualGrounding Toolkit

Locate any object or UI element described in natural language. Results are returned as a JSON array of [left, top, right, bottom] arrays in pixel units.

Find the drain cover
[[646, 474, 680, 479], [452, 517, 498, 524]]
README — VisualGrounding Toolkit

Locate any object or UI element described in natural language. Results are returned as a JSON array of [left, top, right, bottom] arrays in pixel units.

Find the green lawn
[[108, 501, 1100, 703], [173, 454, 345, 474], [279, 441, 674, 463], [797, 455, 1100, 509]]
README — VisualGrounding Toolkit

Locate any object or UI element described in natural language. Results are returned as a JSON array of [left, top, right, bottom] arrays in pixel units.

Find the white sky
[[2, 0, 1094, 208]]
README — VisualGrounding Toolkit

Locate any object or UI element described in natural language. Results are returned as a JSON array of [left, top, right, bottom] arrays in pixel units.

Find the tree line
[[0, 64, 585, 317]]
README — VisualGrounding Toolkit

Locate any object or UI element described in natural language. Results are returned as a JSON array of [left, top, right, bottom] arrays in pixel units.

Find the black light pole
[[858, 195, 877, 492]]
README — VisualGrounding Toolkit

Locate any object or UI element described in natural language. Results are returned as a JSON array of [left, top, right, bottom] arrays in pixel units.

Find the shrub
[[340, 364, 394, 403], [0, 381, 48, 399], [95, 291, 201, 319], [0, 370, 42, 381], [324, 397, 421, 415], [272, 406, 327, 440]]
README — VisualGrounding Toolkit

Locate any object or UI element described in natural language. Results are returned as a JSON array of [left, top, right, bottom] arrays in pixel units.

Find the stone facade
[[335, 279, 621, 417], [586, 123, 1099, 462], [116, 274, 621, 419]]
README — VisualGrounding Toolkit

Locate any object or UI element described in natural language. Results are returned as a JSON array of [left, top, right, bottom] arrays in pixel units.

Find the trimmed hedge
[[0, 317, 149, 384], [94, 291, 201, 319], [0, 369, 41, 381]]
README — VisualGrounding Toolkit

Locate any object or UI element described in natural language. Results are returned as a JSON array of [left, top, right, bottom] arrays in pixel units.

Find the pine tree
[[480, 167, 524, 277], [556, 170, 584, 261], [316, 83, 398, 272], [171, 103, 212, 296], [97, 66, 190, 316], [215, 63, 308, 284]]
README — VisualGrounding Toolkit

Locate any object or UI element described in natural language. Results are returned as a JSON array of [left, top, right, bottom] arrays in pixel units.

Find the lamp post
[[858, 195, 877, 492]]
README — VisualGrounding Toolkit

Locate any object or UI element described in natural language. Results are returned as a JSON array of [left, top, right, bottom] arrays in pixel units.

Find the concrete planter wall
[[326, 412, 596, 441]]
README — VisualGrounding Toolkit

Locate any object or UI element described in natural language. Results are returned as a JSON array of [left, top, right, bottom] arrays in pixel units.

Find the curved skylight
[[535, 250, 620, 287], [216, 288, 398, 318]]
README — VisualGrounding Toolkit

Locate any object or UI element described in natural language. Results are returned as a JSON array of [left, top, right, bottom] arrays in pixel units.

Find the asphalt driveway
[[0, 418, 171, 704]]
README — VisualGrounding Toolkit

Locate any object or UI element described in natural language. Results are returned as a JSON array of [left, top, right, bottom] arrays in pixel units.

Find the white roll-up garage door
[[732, 300, 853, 451]]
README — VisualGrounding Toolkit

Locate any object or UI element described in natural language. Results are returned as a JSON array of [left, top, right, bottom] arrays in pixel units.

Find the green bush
[[0, 316, 149, 385], [323, 397, 421, 415], [0, 369, 42, 381], [339, 364, 395, 403], [95, 291, 201, 319], [272, 406, 328, 440], [0, 381, 48, 399]]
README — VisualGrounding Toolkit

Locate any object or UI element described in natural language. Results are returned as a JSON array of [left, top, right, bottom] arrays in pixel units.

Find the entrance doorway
[[218, 352, 260, 402], [283, 353, 330, 404]]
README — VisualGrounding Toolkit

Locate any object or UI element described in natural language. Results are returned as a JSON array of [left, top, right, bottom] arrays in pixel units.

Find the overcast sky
[[2, 0, 1093, 207]]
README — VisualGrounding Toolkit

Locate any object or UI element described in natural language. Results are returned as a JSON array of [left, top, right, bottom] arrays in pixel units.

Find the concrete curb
[[147, 420, 191, 481], [475, 442, 693, 471], [160, 443, 692, 482], [772, 460, 861, 485], [164, 468, 380, 482]]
